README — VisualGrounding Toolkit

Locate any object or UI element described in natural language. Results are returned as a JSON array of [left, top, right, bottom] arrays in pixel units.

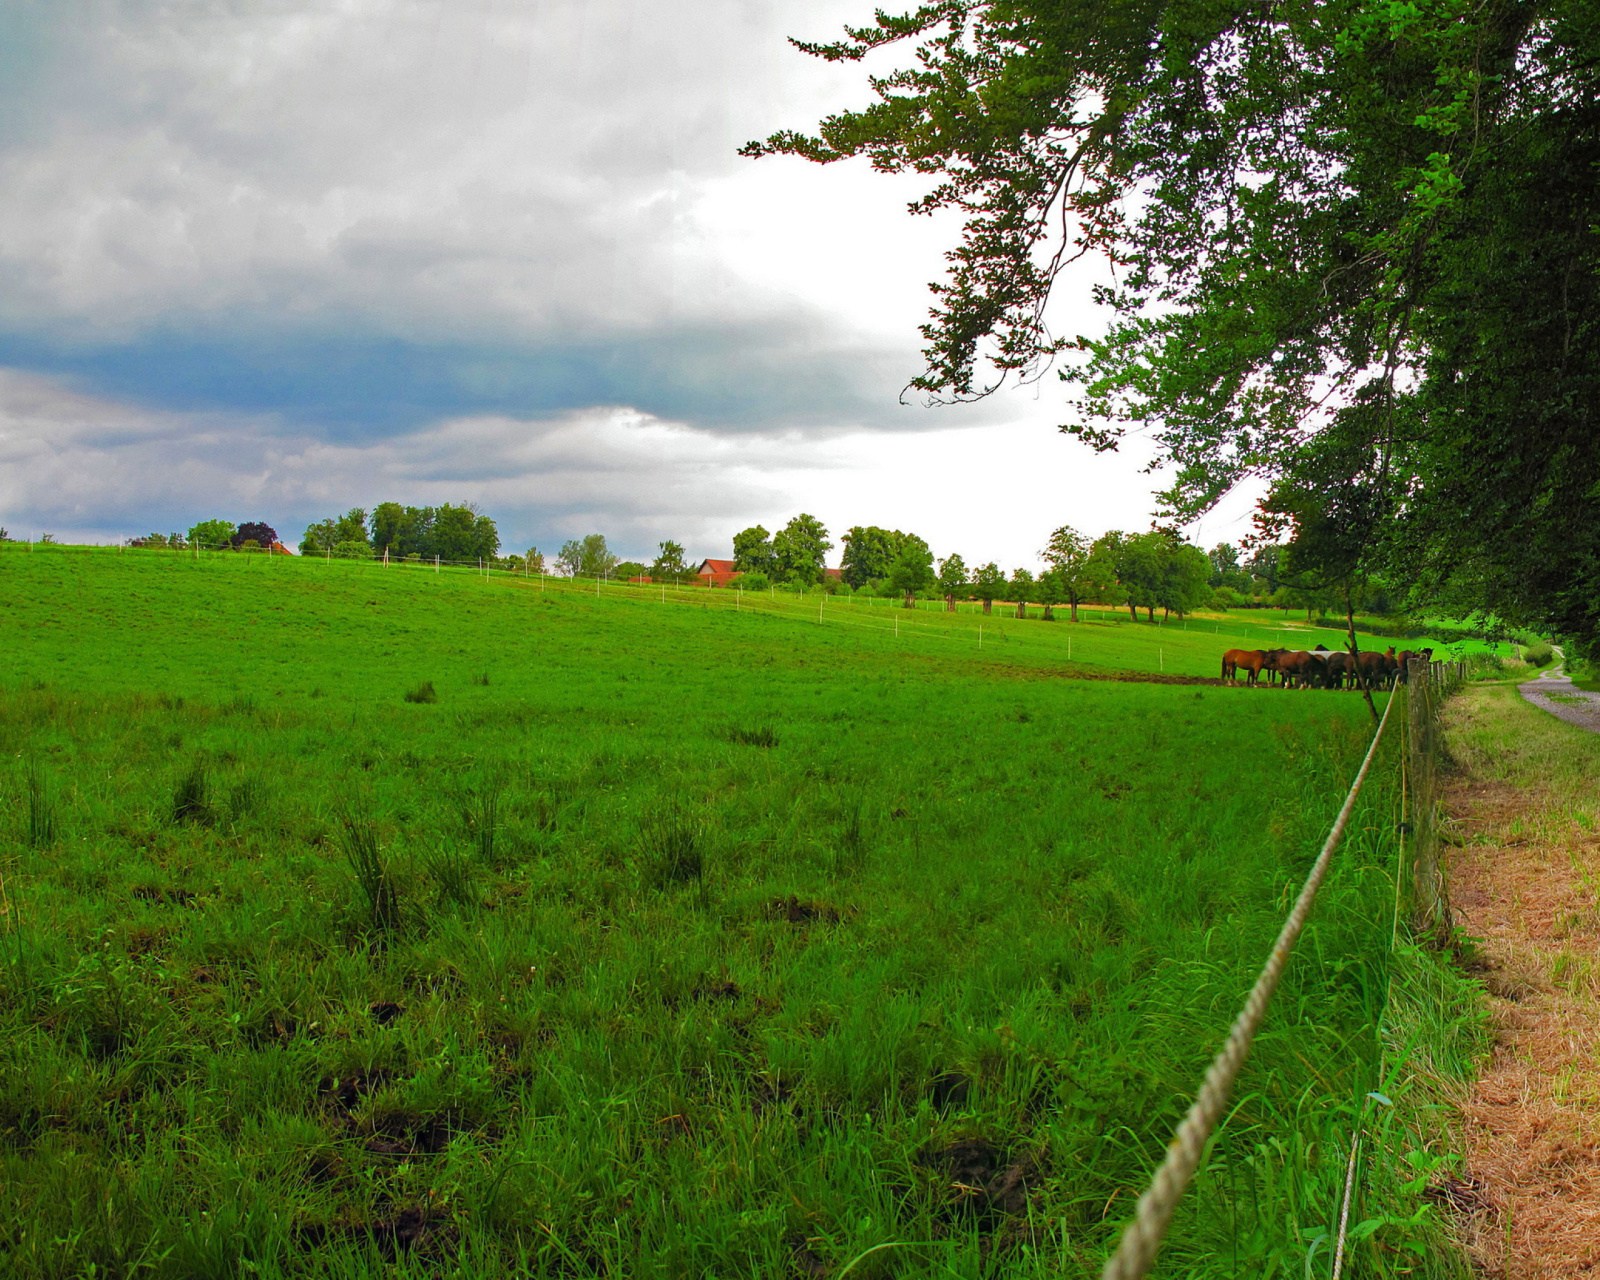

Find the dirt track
[[1446, 687, 1600, 1277]]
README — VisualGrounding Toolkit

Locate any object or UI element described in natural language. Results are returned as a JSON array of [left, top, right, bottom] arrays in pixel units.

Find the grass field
[[1, 546, 1481, 1277]]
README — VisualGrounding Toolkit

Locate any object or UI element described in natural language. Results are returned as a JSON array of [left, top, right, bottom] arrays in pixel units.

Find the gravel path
[[1518, 667, 1600, 733]]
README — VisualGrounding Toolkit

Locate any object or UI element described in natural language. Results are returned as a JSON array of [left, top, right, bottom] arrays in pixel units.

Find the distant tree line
[[299, 504, 500, 562], [127, 520, 281, 551]]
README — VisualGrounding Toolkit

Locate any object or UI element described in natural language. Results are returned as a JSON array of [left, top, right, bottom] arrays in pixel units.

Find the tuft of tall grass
[[171, 761, 213, 825], [641, 813, 705, 888], [423, 844, 477, 909], [25, 758, 56, 847], [404, 681, 438, 704], [341, 812, 400, 931], [463, 779, 500, 864], [726, 725, 778, 747]]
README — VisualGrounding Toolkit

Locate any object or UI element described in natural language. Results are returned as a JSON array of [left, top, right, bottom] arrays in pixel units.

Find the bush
[[1522, 642, 1555, 667], [333, 540, 371, 560], [737, 573, 769, 593]]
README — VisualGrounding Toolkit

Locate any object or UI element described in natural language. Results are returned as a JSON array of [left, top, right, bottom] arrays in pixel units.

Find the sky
[[0, 0, 1261, 568]]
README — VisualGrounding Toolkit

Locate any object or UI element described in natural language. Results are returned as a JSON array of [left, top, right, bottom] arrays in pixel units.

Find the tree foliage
[[841, 525, 910, 587], [772, 514, 833, 586], [651, 541, 691, 583], [557, 534, 618, 579], [310, 502, 502, 562], [886, 535, 935, 606], [301, 509, 370, 555], [731, 526, 776, 576], [970, 561, 1006, 613], [232, 522, 278, 551], [936, 552, 968, 606], [187, 519, 235, 549], [749, 0, 1600, 650]]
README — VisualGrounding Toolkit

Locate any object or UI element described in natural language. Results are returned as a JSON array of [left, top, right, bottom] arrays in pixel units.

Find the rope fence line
[[1100, 688, 1398, 1280]]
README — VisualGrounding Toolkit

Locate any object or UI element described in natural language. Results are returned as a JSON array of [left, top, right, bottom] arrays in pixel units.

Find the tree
[[971, 562, 1005, 615], [614, 560, 648, 580], [747, 1, 1600, 655], [651, 540, 690, 584], [732, 525, 775, 575], [300, 519, 336, 555], [887, 535, 934, 607], [1008, 568, 1034, 620], [840, 526, 906, 588], [372, 503, 431, 557], [1036, 567, 1064, 621], [772, 514, 832, 586], [1155, 543, 1213, 620], [232, 521, 278, 551], [302, 509, 371, 556], [1095, 531, 1170, 623], [188, 519, 235, 549], [430, 503, 499, 562], [1042, 525, 1114, 622], [525, 547, 546, 575], [557, 534, 616, 578], [937, 553, 968, 611]]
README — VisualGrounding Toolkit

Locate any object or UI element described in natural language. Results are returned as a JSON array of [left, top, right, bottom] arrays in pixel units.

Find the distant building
[[696, 558, 739, 587], [695, 559, 843, 587]]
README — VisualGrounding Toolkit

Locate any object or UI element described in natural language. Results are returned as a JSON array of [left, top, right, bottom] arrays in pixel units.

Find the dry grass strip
[[1445, 689, 1600, 1277]]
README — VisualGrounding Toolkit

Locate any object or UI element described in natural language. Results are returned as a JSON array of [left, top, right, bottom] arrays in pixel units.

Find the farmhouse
[[696, 558, 739, 587]]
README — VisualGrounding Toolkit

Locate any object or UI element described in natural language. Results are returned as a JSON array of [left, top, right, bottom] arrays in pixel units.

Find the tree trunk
[[902, 591, 915, 608], [1015, 601, 1026, 619], [1069, 599, 1078, 622], [1146, 606, 1155, 622], [1042, 604, 1054, 620], [1128, 602, 1138, 621], [982, 599, 992, 615], [945, 593, 955, 612]]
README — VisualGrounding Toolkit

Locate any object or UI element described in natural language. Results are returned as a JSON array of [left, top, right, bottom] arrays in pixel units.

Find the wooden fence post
[[1408, 657, 1442, 935]]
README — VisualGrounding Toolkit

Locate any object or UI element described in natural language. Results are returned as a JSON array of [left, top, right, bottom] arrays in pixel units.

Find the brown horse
[[1394, 648, 1435, 683], [1222, 649, 1268, 685], [1355, 647, 1399, 690], [1274, 650, 1320, 688]]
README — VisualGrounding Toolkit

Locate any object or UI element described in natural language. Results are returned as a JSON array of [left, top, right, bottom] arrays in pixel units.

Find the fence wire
[[1100, 689, 1398, 1280]]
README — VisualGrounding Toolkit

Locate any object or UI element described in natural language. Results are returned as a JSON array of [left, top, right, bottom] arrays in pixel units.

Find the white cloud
[[0, 3, 1248, 553], [1, 367, 1250, 566], [0, 0, 913, 347]]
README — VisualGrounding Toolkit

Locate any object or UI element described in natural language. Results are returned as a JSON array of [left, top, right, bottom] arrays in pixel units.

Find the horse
[[1394, 648, 1434, 683], [1356, 647, 1399, 690], [1275, 650, 1321, 689], [1222, 649, 1268, 685], [1259, 649, 1289, 685], [1322, 651, 1353, 690]]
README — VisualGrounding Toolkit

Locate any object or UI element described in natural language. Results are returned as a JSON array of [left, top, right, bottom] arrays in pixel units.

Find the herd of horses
[[1221, 644, 1435, 690]]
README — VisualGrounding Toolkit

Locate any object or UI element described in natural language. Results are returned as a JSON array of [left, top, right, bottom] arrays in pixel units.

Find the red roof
[[698, 559, 736, 575]]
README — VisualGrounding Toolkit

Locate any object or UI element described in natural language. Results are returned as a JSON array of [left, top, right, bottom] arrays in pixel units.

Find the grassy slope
[[0, 548, 1475, 1277]]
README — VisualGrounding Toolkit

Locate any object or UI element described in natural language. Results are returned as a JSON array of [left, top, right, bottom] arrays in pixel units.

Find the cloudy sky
[[0, 0, 1257, 567]]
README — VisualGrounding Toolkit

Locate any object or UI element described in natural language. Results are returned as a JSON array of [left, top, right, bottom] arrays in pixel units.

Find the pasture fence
[[1101, 656, 1464, 1279], [1406, 655, 1466, 939]]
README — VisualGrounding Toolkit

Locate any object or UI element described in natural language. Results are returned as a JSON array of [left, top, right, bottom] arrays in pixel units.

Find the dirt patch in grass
[[767, 895, 841, 925], [915, 1137, 1039, 1226], [1445, 764, 1600, 1274]]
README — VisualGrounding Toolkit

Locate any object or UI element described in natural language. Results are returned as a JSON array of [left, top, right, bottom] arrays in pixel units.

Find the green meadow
[[1, 547, 1481, 1278]]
